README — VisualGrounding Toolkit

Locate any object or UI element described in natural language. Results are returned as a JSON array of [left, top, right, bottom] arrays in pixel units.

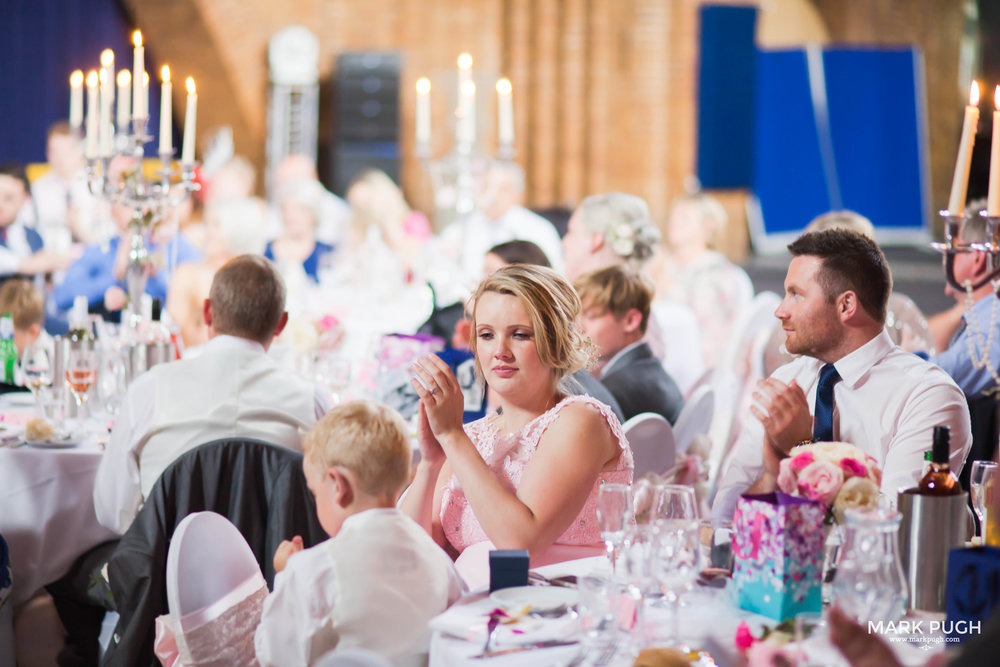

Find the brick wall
[[122, 0, 967, 254]]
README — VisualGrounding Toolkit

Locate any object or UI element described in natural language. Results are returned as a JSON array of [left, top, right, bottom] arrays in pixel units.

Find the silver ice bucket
[[898, 489, 971, 611], [123, 341, 175, 383]]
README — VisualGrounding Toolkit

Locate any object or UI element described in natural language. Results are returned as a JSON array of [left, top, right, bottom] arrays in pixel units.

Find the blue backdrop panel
[[0, 0, 166, 163], [750, 47, 929, 251], [697, 5, 758, 188], [751, 50, 830, 239], [825, 48, 928, 243]]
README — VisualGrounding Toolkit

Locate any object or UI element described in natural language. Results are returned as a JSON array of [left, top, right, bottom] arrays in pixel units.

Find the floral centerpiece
[[776, 441, 882, 523]]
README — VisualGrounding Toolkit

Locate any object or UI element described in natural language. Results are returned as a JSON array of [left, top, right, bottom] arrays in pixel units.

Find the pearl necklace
[[962, 279, 1000, 394]]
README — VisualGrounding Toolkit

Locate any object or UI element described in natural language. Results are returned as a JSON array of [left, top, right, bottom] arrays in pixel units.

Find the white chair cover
[[156, 511, 267, 667], [623, 412, 676, 478], [315, 647, 396, 667], [649, 300, 704, 395], [673, 385, 715, 456]]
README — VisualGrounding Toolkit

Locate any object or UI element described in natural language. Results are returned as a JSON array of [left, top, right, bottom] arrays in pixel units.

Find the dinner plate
[[489, 585, 578, 612], [25, 436, 77, 449]]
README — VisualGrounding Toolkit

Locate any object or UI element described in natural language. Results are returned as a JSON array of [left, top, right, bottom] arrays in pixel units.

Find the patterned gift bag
[[732, 491, 825, 621], [376, 333, 445, 419]]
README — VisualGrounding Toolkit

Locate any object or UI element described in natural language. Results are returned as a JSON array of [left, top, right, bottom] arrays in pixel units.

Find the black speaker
[[331, 141, 400, 197], [334, 52, 401, 143]]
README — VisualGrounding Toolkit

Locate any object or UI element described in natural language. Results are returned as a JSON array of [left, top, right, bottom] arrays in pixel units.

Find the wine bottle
[[0, 315, 17, 384], [917, 426, 962, 496]]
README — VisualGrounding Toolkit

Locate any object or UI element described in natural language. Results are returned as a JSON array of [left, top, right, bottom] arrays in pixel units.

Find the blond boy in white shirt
[[255, 401, 465, 667]]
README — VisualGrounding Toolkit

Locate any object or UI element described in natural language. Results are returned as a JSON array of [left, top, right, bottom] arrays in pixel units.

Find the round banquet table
[[429, 556, 944, 667], [0, 396, 117, 607]]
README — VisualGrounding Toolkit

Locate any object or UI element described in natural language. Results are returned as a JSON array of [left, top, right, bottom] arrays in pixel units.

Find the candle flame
[[133, 31, 142, 48], [496, 78, 512, 96], [461, 81, 476, 97], [86, 71, 98, 88], [457, 53, 473, 70], [161, 66, 170, 83], [186, 77, 196, 94], [117, 70, 131, 87], [143, 72, 149, 87], [970, 80, 980, 107], [101, 49, 114, 68], [70, 70, 84, 88], [416, 77, 431, 95]]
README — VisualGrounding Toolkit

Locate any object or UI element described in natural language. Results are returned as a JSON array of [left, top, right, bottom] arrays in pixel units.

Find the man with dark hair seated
[[0, 162, 76, 278], [95, 254, 327, 535], [712, 229, 972, 520]]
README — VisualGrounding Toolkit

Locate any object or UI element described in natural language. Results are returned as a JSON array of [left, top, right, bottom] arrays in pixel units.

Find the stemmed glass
[[597, 483, 632, 576], [21, 342, 53, 410], [65, 347, 98, 421], [314, 352, 352, 406], [971, 461, 998, 545], [651, 519, 702, 648], [653, 484, 698, 523]]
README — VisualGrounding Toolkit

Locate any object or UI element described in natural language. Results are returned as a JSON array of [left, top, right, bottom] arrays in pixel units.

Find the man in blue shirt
[[53, 201, 201, 315]]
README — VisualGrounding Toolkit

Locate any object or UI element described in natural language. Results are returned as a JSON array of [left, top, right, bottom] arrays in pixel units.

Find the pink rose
[[777, 458, 799, 494], [789, 451, 815, 472], [796, 461, 844, 506], [839, 457, 868, 479], [735, 620, 757, 652]]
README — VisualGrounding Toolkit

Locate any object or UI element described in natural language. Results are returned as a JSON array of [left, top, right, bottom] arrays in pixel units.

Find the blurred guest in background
[[26, 122, 105, 249], [267, 154, 350, 247], [561, 191, 660, 282], [0, 278, 49, 355], [0, 162, 77, 279], [651, 192, 753, 368], [265, 180, 334, 283]]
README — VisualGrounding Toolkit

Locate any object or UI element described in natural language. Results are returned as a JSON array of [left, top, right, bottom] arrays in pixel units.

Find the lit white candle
[[948, 81, 980, 216], [69, 70, 84, 132], [132, 31, 145, 119], [459, 80, 476, 146], [181, 77, 198, 164], [143, 72, 150, 123], [116, 70, 131, 131], [415, 77, 431, 147], [989, 86, 1000, 217], [159, 66, 172, 154], [496, 78, 514, 148], [99, 50, 114, 156], [457, 53, 472, 88], [85, 71, 99, 159]]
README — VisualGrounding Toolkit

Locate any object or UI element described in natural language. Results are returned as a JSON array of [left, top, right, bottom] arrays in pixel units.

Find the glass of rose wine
[[65, 347, 98, 420], [971, 461, 998, 545]]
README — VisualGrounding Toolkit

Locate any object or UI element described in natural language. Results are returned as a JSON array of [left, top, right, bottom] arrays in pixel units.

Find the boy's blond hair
[[303, 401, 410, 499], [0, 279, 44, 331]]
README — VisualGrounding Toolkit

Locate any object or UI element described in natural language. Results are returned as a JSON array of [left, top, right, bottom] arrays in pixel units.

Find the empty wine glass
[[21, 341, 52, 410], [597, 483, 632, 575], [653, 484, 698, 522], [314, 352, 352, 405], [971, 461, 998, 545], [651, 519, 702, 648], [65, 347, 98, 420]]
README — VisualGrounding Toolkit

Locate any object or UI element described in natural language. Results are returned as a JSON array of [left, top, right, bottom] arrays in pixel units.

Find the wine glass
[[21, 342, 53, 409], [653, 484, 698, 522], [65, 347, 98, 420], [651, 518, 702, 648], [314, 352, 352, 405], [597, 483, 632, 575], [971, 461, 998, 545]]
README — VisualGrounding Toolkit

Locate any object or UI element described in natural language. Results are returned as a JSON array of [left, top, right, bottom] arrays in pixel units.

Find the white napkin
[[430, 598, 577, 647]]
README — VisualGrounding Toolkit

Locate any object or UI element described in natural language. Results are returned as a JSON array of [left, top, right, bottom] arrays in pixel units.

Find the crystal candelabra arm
[[932, 211, 1000, 292]]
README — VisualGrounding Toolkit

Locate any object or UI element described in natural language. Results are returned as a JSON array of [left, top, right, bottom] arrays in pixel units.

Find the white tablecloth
[[429, 557, 941, 667], [0, 403, 116, 607]]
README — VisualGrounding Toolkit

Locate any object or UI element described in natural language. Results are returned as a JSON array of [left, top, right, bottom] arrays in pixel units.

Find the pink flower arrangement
[[777, 441, 882, 522]]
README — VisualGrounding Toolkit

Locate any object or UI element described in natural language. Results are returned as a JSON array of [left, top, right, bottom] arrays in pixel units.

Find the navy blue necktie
[[813, 364, 841, 442]]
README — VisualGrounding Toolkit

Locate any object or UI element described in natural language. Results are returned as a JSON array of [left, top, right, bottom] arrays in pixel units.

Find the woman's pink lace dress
[[439, 395, 633, 585]]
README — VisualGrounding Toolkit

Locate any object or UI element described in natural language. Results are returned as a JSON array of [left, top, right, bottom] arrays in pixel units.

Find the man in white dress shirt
[[95, 254, 326, 534], [712, 230, 971, 520], [439, 161, 564, 286]]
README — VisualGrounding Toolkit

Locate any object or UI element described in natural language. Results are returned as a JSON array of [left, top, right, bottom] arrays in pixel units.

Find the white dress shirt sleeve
[[879, 372, 972, 498], [0, 245, 21, 276], [254, 546, 339, 667], [93, 372, 156, 534]]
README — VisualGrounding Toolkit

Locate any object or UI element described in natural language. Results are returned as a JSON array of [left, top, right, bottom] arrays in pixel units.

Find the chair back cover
[[624, 412, 676, 478], [673, 385, 715, 456], [102, 438, 326, 667]]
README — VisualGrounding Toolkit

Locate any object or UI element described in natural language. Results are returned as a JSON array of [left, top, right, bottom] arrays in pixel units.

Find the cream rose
[[833, 476, 880, 523]]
